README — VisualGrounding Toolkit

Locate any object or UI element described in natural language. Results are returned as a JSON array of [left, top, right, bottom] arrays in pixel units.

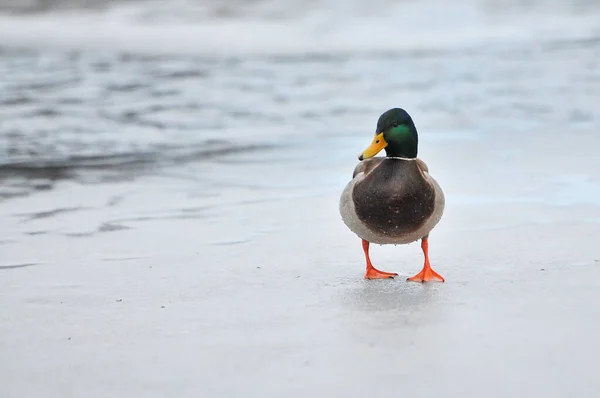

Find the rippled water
[[1, 36, 599, 199]]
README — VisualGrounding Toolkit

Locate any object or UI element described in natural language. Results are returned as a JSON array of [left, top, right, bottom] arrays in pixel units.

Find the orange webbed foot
[[365, 268, 398, 280], [407, 266, 445, 283], [362, 239, 398, 280], [407, 237, 445, 283]]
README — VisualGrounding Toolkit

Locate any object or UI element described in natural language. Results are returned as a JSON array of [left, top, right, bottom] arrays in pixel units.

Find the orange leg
[[407, 238, 444, 283], [362, 239, 398, 279]]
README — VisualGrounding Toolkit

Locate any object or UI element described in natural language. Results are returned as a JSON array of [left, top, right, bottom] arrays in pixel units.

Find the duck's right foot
[[365, 267, 398, 280]]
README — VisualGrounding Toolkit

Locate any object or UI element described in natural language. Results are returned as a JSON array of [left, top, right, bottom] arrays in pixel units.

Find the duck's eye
[[393, 122, 399, 128]]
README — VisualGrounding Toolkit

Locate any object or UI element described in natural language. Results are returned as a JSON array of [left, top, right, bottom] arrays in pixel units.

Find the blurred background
[[0, 0, 598, 202], [1, 1, 600, 397]]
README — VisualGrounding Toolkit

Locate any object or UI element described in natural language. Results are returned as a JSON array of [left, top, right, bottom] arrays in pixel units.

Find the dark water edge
[[1, 0, 599, 15], [0, 0, 139, 13]]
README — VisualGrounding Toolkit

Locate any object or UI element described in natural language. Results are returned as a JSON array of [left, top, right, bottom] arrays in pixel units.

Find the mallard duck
[[339, 108, 445, 282]]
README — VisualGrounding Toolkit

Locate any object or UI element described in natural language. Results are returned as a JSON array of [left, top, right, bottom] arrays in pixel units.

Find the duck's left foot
[[407, 266, 444, 283], [408, 237, 445, 283]]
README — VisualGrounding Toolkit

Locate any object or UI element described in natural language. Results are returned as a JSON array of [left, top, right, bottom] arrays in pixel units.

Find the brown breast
[[352, 158, 435, 237]]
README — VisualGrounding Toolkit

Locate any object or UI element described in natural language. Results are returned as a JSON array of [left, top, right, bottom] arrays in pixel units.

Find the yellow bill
[[359, 132, 387, 160]]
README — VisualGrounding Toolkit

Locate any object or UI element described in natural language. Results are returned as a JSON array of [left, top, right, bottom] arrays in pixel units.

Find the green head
[[358, 108, 419, 160]]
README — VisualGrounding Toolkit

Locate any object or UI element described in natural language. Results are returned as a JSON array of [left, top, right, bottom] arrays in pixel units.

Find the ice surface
[[2, 129, 600, 397]]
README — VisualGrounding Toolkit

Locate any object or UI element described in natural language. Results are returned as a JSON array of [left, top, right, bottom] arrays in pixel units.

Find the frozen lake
[[1, 0, 600, 397]]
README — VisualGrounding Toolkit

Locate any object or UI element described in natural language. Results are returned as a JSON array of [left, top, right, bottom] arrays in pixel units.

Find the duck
[[339, 108, 445, 282]]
